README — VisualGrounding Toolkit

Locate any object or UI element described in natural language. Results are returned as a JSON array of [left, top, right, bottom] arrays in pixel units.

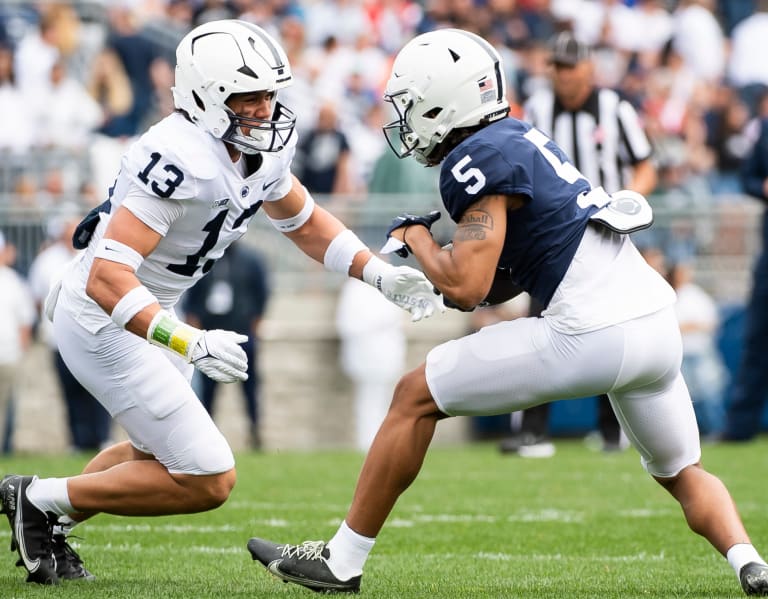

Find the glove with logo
[[381, 210, 442, 258], [189, 330, 249, 383], [363, 258, 444, 322]]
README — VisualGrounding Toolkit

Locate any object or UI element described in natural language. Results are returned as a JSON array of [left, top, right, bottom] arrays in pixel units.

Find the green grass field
[[0, 437, 766, 598]]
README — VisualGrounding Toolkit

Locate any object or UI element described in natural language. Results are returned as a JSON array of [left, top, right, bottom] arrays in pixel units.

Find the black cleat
[[248, 537, 361, 593], [53, 534, 95, 581], [0, 475, 58, 585], [740, 562, 768, 596]]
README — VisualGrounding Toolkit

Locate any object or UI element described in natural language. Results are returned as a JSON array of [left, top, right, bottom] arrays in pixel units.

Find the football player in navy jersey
[[0, 21, 442, 585], [247, 29, 768, 595]]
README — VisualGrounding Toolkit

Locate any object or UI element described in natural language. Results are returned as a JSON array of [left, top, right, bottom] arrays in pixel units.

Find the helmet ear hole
[[422, 107, 442, 119], [192, 90, 205, 111]]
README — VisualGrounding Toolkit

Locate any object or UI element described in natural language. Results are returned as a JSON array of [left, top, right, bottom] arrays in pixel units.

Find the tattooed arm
[[392, 194, 524, 311]]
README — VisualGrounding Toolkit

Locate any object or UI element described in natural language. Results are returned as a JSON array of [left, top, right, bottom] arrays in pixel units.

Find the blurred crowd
[[0, 0, 766, 213], [1, 0, 767, 452]]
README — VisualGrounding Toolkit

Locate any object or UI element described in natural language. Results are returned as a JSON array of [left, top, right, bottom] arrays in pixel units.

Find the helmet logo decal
[[237, 64, 259, 79], [478, 76, 496, 103]]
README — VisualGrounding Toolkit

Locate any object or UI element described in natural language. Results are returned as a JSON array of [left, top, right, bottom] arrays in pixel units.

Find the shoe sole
[[273, 562, 359, 594]]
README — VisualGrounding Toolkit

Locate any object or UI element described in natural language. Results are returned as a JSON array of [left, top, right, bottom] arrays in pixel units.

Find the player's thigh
[[55, 307, 194, 417], [55, 309, 233, 474], [425, 316, 625, 416], [609, 310, 701, 477], [115, 399, 234, 475]]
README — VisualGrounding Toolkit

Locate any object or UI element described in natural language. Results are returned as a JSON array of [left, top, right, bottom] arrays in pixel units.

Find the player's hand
[[190, 330, 249, 383], [382, 211, 442, 257], [378, 265, 445, 322]]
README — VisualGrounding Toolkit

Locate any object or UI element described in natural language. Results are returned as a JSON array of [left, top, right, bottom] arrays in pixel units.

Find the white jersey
[[59, 112, 297, 333]]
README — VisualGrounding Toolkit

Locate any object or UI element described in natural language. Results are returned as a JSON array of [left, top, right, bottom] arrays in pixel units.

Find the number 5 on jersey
[[451, 155, 487, 195]]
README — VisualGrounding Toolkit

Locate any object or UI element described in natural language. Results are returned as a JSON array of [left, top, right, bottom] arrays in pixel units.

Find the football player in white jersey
[[247, 29, 768, 596], [0, 20, 442, 585]]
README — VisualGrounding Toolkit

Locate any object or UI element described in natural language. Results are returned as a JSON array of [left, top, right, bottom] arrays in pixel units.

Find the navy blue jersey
[[440, 117, 595, 307]]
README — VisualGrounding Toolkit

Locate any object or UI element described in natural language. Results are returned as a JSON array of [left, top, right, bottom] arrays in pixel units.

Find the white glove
[[190, 330, 249, 383], [363, 257, 444, 322]]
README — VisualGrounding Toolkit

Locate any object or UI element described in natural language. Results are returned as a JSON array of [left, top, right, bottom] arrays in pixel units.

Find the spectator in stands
[[295, 102, 354, 195], [727, 0, 768, 116], [184, 241, 271, 449], [336, 277, 406, 452], [0, 231, 35, 453], [502, 31, 657, 456], [28, 209, 112, 452], [12, 6, 59, 98], [704, 86, 752, 196], [37, 58, 104, 150], [87, 47, 133, 136], [671, 0, 726, 84], [101, 4, 162, 137], [0, 42, 35, 159], [668, 260, 726, 438], [720, 110, 768, 441]]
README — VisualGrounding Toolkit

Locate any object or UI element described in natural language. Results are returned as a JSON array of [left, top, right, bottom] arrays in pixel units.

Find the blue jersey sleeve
[[440, 140, 530, 222]]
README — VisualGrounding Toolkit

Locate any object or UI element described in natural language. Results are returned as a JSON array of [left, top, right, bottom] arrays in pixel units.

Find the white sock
[[53, 514, 78, 537], [727, 543, 767, 575], [26, 477, 73, 517], [325, 521, 375, 581]]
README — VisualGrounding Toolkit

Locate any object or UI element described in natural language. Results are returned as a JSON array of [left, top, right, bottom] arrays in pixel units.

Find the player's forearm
[[86, 258, 161, 337], [406, 227, 486, 308], [628, 160, 657, 197], [283, 204, 348, 265]]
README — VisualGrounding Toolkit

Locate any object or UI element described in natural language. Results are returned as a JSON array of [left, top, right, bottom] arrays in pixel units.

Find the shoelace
[[279, 540, 326, 561], [53, 535, 86, 567]]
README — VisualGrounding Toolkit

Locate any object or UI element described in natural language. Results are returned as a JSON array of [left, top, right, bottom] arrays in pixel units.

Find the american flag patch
[[478, 77, 496, 102]]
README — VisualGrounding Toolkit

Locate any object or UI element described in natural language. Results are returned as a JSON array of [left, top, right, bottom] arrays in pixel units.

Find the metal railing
[[0, 192, 762, 304]]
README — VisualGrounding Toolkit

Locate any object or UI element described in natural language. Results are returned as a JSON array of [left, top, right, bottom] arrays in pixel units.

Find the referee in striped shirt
[[502, 31, 658, 456]]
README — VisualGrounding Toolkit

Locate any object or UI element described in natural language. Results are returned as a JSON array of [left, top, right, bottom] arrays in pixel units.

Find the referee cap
[[549, 31, 591, 66]]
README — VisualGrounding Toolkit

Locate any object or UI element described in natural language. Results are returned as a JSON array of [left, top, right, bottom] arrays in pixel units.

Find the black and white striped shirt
[[523, 87, 652, 193]]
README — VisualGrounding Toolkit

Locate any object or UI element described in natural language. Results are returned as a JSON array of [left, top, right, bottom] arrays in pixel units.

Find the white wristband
[[110, 285, 157, 328], [267, 188, 315, 232], [94, 238, 144, 271], [362, 255, 390, 292], [323, 229, 367, 275]]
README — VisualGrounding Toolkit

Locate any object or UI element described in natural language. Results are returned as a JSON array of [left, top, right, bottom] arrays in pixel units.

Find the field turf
[[0, 437, 766, 598]]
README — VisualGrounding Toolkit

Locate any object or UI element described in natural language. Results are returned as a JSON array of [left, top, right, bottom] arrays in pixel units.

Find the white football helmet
[[383, 29, 509, 165], [173, 20, 296, 154]]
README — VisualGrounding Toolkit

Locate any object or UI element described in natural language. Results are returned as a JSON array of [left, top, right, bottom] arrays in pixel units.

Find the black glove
[[385, 210, 442, 258], [72, 199, 112, 249]]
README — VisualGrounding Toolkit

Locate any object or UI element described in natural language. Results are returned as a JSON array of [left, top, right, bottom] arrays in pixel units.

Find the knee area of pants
[[167, 423, 235, 476]]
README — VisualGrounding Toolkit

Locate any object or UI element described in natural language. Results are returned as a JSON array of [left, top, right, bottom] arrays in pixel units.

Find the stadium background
[[0, 0, 766, 452]]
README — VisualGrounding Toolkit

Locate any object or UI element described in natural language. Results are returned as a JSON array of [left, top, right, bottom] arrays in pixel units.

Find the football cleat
[[499, 433, 556, 458], [740, 562, 768, 596], [0, 475, 58, 585], [53, 534, 95, 581], [248, 537, 361, 593]]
